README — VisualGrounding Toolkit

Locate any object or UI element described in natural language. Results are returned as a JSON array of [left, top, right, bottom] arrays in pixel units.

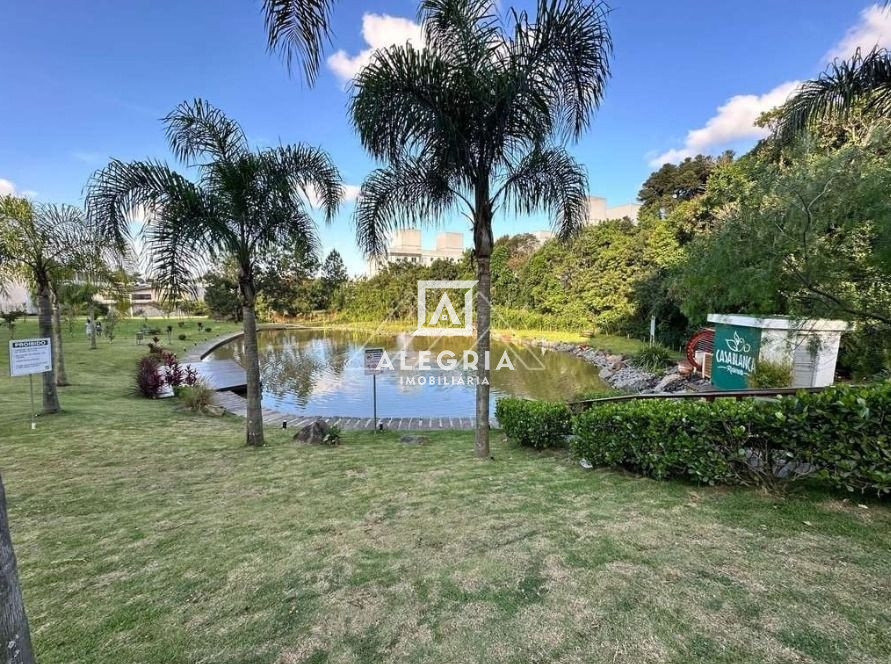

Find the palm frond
[[85, 158, 208, 251], [36, 204, 95, 267], [420, 0, 500, 68], [144, 208, 213, 302], [164, 98, 248, 165], [354, 158, 457, 258], [776, 48, 891, 142], [495, 146, 588, 239], [263, 145, 343, 222], [263, 0, 336, 84], [351, 43, 466, 166], [508, 0, 613, 139]]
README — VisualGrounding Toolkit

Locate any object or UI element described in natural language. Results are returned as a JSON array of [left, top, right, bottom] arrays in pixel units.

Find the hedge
[[571, 384, 891, 495], [495, 398, 573, 449]]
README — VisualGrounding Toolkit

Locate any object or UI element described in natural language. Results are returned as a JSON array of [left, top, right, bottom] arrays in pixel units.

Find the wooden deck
[[210, 391, 494, 431], [184, 360, 247, 391]]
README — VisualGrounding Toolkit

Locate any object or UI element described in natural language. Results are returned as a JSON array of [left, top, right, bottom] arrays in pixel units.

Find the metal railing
[[567, 386, 836, 414]]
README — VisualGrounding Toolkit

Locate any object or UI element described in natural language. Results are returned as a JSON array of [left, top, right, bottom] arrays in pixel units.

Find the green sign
[[711, 323, 761, 389]]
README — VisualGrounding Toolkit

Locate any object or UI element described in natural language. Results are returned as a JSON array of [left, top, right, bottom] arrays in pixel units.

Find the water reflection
[[208, 329, 606, 417]]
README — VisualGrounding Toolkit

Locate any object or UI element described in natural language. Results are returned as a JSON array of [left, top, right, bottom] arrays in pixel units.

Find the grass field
[[1, 317, 889, 663]]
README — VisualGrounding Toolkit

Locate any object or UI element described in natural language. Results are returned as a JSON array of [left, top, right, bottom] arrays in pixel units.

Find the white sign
[[364, 347, 385, 375], [9, 338, 52, 377]]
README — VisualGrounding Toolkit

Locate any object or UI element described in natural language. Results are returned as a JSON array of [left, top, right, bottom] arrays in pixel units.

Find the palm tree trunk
[[37, 281, 60, 414], [88, 301, 97, 350], [473, 191, 494, 459], [0, 474, 36, 664], [240, 280, 265, 447], [475, 254, 492, 458], [51, 289, 68, 387]]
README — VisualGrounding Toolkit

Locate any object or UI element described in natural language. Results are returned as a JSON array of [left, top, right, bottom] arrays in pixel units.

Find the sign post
[[364, 347, 385, 432], [9, 338, 52, 429]]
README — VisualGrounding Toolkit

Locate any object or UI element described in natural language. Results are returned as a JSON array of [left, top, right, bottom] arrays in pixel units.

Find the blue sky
[[1, 1, 888, 275]]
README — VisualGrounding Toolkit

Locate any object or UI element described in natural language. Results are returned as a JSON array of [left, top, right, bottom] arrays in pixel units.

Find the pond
[[208, 329, 607, 418]]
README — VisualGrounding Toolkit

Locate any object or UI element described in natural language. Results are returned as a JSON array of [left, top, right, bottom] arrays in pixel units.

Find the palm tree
[[263, 0, 337, 83], [86, 99, 342, 447], [0, 473, 36, 664], [775, 48, 891, 142], [350, 0, 611, 458], [0, 197, 96, 413]]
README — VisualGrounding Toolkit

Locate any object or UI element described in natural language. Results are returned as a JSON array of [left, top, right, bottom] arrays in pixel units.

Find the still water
[[208, 329, 606, 418]]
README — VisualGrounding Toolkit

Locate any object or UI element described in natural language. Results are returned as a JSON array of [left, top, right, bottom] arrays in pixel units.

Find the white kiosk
[[706, 315, 849, 390]]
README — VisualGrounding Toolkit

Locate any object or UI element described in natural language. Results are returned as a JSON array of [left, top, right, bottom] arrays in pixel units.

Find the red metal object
[[686, 328, 715, 371]]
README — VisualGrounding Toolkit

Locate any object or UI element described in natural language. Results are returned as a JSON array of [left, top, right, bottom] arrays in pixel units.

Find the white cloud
[[647, 4, 891, 167], [0, 178, 15, 196], [305, 183, 362, 208], [826, 4, 891, 62], [649, 81, 801, 167], [327, 13, 423, 83]]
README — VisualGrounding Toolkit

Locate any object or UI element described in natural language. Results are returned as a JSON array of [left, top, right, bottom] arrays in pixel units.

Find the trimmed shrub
[[177, 333, 188, 341], [630, 344, 674, 373], [135, 356, 164, 398], [777, 383, 891, 495], [572, 399, 748, 485], [571, 384, 891, 495], [747, 360, 793, 388], [495, 398, 572, 449]]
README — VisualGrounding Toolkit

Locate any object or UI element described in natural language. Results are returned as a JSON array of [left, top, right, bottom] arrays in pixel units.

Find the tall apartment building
[[586, 196, 641, 224], [369, 229, 465, 274], [366, 195, 640, 274]]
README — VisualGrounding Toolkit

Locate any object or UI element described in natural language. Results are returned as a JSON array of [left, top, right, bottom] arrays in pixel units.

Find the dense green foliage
[[495, 398, 573, 449], [571, 384, 891, 495], [747, 360, 793, 389], [338, 219, 683, 337], [205, 248, 350, 321], [637, 152, 731, 223], [630, 344, 674, 373], [202, 269, 242, 321]]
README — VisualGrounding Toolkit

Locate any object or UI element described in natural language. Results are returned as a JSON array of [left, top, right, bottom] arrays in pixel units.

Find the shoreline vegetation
[[318, 319, 655, 356]]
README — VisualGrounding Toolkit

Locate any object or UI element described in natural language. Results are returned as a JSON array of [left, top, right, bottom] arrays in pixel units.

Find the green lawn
[[1, 318, 889, 663]]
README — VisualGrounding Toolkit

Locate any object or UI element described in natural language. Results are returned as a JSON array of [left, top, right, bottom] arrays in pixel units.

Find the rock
[[579, 458, 593, 469], [400, 435, 428, 445], [609, 367, 656, 391], [203, 404, 227, 417], [606, 354, 624, 369], [599, 367, 614, 380], [653, 372, 686, 393], [293, 419, 331, 444]]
